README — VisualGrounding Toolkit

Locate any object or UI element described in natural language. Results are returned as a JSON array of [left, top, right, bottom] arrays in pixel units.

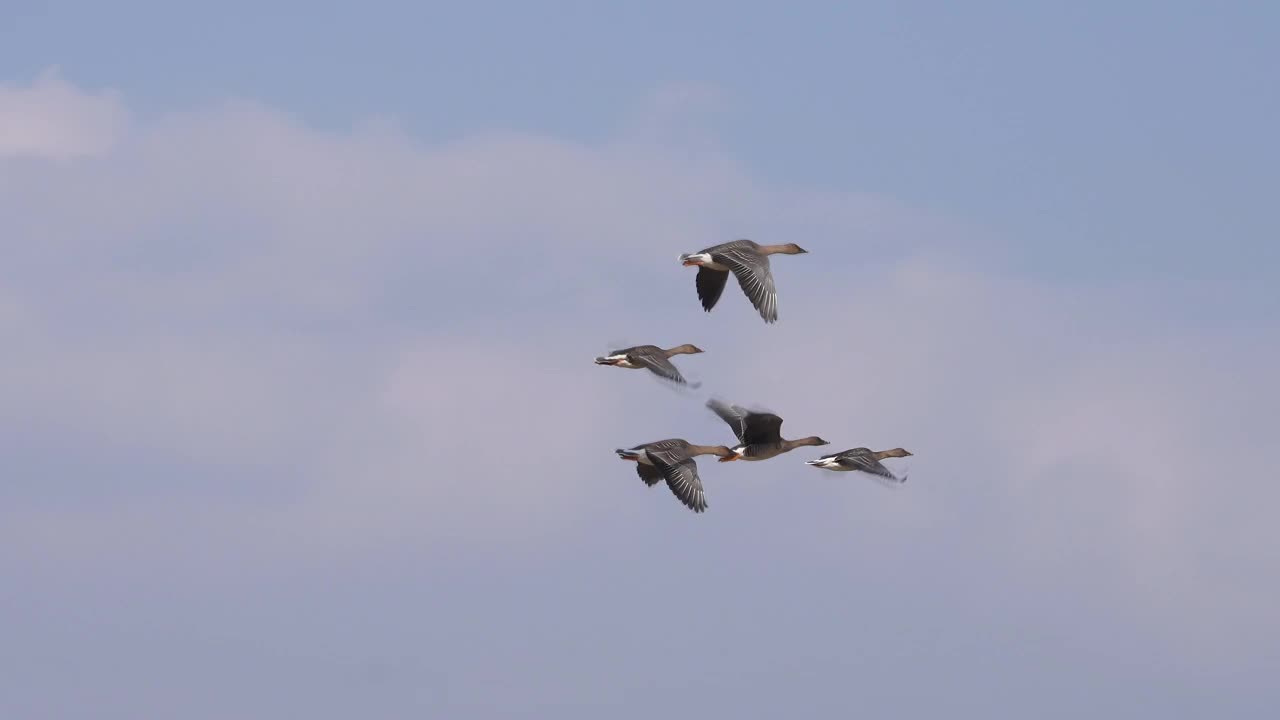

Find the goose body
[[678, 240, 807, 324], [594, 344, 704, 386], [805, 447, 912, 483], [706, 398, 829, 462], [615, 439, 734, 513]]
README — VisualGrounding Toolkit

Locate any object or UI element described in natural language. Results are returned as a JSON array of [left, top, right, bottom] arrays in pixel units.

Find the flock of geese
[[596, 239, 913, 513]]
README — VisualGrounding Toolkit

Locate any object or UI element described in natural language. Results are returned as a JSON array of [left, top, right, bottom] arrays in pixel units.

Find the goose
[[594, 343, 704, 386], [705, 398, 829, 462], [615, 439, 735, 513], [805, 447, 912, 483], [678, 239, 807, 323]]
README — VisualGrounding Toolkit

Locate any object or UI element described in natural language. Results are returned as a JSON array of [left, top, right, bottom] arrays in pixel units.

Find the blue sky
[[2, 2, 1278, 717]]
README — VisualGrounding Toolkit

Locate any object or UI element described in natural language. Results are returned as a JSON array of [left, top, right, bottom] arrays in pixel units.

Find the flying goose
[[678, 239, 807, 324], [594, 344, 704, 386], [705, 398, 829, 462], [805, 447, 912, 483], [615, 439, 734, 513]]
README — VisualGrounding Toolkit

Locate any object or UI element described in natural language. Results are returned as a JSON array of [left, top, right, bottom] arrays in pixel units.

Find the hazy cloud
[[0, 68, 128, 159], [1, 70, 1275, 718]]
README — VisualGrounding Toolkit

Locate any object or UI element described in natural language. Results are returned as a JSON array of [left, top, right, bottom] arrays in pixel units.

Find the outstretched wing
[[632, 350, 688, 385], [713, 245, 778, 323], [838, 451, 905, 483], [695, 267, 729, 312], [742, 412, 784, 444], [706, 398, 749, 443], [635, 462, 664, 487], [643, 442, 708, 513], [657, 457, 708, 513]]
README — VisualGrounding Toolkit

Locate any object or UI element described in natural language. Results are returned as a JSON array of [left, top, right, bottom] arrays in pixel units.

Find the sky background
[[2, 2, 1278, 717]]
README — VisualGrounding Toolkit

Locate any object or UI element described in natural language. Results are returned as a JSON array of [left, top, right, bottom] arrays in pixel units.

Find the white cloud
[[0, 68, 128, 159], [0, 71, 1276, 667]]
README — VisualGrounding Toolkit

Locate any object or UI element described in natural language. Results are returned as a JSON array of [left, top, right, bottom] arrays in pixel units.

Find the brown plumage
[[805, 447, 913, 483], [678, 240, 808, 323], [615, 439, 735, 513], [594, 343, 704, 386]]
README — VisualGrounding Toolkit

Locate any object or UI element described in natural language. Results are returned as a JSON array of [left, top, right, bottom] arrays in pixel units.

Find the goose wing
[[706, 399, 750, 443], [631, 348, 688, 385], [837, 450, 905, 483], [646, 442, 708, 513], [635, 462, 664, 487], [659, 459, 707, 512], [695, 267, 730, 312], [742, 412, 784, 445], [713, 244, 778, 323]]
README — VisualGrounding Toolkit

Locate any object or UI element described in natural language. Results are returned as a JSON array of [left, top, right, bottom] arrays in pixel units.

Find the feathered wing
[[632, 350, 688, 385], [645, 442, 708, 513], [659, 458, 708, 513], [695, 267, 729, 312], [742, 413, 784, 445], [706, 399, 749, 443], [713, 245, 778, 323], [838, 450, 905, 483], [635, 462, 664, 487]]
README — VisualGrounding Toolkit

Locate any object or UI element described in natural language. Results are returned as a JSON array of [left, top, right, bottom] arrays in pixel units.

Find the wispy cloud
[[0, 70, 1276, 717], [0, 67, 128, 159]]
